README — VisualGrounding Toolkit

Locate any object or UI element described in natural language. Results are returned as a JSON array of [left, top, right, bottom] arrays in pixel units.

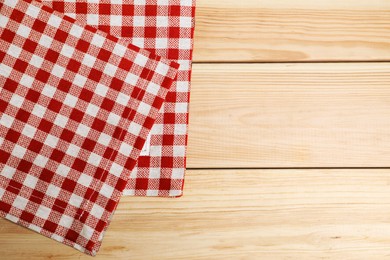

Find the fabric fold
[[0, 0, 178, 255]]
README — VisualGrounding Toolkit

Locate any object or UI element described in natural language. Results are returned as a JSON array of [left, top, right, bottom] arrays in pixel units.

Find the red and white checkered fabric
[[42, 0, 196, 197], [0, 0, 178, 255]]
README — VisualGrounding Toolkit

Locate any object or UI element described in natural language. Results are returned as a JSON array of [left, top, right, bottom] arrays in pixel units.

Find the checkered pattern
[[42, 0, 196, 197], [0, 0, 178, 255]]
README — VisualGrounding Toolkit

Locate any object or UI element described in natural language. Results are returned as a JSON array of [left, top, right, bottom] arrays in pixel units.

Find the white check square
[[9, 94, 24, 108], [133, 16, 145, 27], [63, 94, 78, 108]]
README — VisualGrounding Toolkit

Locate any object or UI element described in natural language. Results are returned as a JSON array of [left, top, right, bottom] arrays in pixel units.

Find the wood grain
[[2, 169, 390, 259], [194, 0, 390, 62], [187, 62, 390, 168]]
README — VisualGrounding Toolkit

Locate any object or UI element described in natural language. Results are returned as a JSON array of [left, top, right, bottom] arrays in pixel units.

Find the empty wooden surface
[[187, 63, 390, 168], [194, 0, 390, 62], [1, 0, 390, 259]]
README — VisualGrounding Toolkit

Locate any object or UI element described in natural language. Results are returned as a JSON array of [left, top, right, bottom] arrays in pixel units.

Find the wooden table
[[1, 0, 390, 258]]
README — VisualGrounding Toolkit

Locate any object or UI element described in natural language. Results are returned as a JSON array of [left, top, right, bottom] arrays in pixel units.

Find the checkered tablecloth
[[0, 0, 178, 255], [42, 0, 196, 197]]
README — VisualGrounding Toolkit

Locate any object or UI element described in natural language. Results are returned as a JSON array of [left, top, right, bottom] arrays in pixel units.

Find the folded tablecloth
[[42, 0, 196, 197], [0, 0, 178, 255]]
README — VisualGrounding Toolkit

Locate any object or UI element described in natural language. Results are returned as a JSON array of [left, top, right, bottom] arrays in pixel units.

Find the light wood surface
[[3, 169, 390, 259], [1, 0, 390, 259], [194, 0, 390, 62], [187, 63, 390, 168]]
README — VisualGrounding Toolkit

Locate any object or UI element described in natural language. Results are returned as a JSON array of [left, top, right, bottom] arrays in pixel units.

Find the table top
[[1, 0, 390, 259]]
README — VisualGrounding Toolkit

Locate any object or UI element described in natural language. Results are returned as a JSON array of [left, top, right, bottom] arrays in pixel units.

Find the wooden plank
[[193, 0, 390, 62], [187, 63, 390, 168], [2, 169, 390, 259]]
